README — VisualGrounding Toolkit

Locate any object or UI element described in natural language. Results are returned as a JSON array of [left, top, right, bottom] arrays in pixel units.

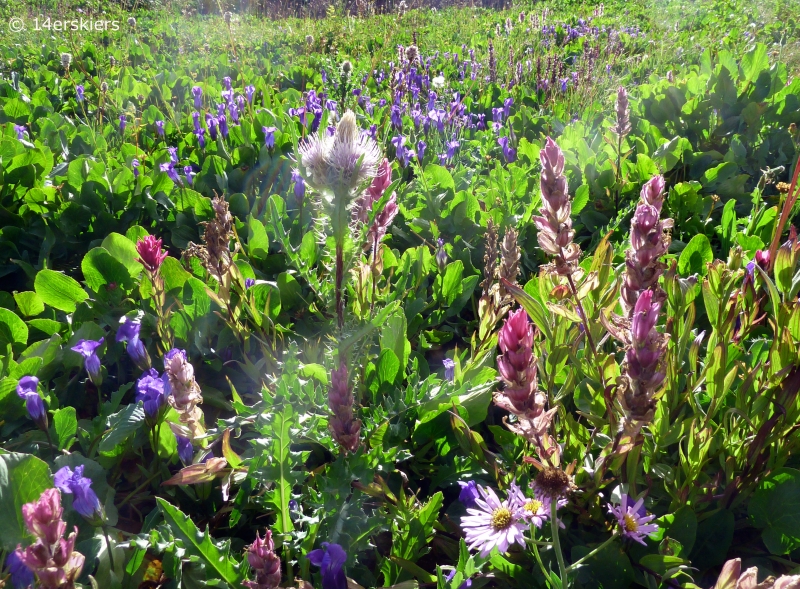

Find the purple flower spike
[[16, 376, 46, 424], [308, 542, 347, 589], [71, 338, 104, 382], [54, 465, 101, 519], [136, 368, 170, 418], [608, 495, 658, 545], [244, 530, 281, 589]]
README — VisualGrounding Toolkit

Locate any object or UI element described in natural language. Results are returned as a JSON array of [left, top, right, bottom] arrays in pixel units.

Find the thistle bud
[[328, 362, 361, 453], [243, 530, 282, 589], [60, 53, 72, 69]]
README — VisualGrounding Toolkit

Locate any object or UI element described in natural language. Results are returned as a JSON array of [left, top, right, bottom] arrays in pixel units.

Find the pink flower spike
[[136, 235, 168, 272], [21, 488, 66, 545]]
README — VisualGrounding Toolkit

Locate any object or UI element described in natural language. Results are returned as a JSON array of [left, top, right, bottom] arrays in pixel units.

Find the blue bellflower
[[175, 434, 193, 464], [71, 338, 104, 382], [6, 550, 34, 589], [136, 368, 170, 418], [458, 480, 480, 508], [117, 317, 146, 366], [16, 376, 46, 423], [54, 465, 101, 518], [308, 543, 347, 589]]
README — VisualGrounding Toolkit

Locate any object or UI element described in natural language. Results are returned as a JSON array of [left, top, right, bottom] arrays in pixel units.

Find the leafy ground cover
[[1, 0, 800, 588]]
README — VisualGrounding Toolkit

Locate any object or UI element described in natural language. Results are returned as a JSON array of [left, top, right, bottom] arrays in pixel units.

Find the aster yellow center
[[623, 514, 638, 533], [491, 507, 513, 530], [524, 500, 543, 514]]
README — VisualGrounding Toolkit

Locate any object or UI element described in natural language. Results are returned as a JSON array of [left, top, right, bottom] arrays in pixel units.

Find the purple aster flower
[[117, 317, 147, 366], [245, 85, 255, 104], [417, 140, 427, 163], [192, 85, 202, 109], [291, 170, 305, 201], [443, 358, 455, 382], [155, 120, 165, 137], [262, 126, 276, 148], [136, 368, 170, 418], [76, 85, 85, 102], [6, 550, 34, 589], [16, 376, 46, 423], [71, 338, 103, 382], [458, 480, 480, 508], [460, 485, 526, 556], [608, 495, 658, 545], [498, 137, 517, 163], [14, 125, 27, 140], [184, 165, 195, 186], [245, 278, 256, 289], [175, 434, 193, 464], [119, 114, 126, 133], [132, 158, 140, 178], [307, 543, 347, 589], [54, 465, 101, 518]]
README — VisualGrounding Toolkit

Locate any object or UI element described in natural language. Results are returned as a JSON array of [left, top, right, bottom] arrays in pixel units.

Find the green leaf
[[263, 407, 296, 535], [571, 542, 634, 589], [82, 247, 130, 292], [678, 234, 713, 276], [53, 407, 78, 450], [381, 310, 410, 373], [101, 233, 144, 277], [423, 164, 455, 192], [441, 261, 464, 305], [689, 509, 734, 568], [13, 292, 44, 317], [99, 404, 145, 455], [0, 308, 28, 347], [34, 269, 88, 313], [742, 43, 769, 84], [156, 498, 242, 586], [377, 349, 400, 385], [749, 468, 800, 554], [573, 184, 589, 214], [0, 453, 53, 551]]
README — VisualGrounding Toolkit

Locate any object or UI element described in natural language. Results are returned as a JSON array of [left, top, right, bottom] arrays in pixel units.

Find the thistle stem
[[566, 531, 618, 573], [335, 242, 345, 329], [551, 498, 569, 589]]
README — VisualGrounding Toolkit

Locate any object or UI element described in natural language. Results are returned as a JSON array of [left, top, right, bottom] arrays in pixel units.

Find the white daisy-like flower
[[432, 75, 446, 88], [460, 485, 527, 557]]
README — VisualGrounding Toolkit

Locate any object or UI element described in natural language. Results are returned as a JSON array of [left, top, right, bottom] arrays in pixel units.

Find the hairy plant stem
[[566, 531, 618, 572], [564, 270, 606, 390], [550, 499, 569, 589], [335, 243, 344, 329], [530, 530, 552, 582]]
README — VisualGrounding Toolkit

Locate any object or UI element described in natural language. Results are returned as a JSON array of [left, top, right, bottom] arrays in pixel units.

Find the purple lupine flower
[[608, 495, 659, 545], [443, 358, 455, 382], [308, 543, 347, 589], [458, 480, 480, 508], [245, 85, 255, 104], [6, 550, 34, 589], [498, 137, 517, 163], [71, 338, 104, 383], [291, 170, 305, 201], [132, 158, 140, 178], [117, 317, 147, 367], [155, 120, 165, 137], [192, 85, 202, 109], [417, 140, 427, 163], [14, 125, 27, 140], [136, 368, 170, 418], [119, 114, 126, 133], [54, 465, 101, 518], [16, 376, 46, 423], [175, 434, 193, 464], [263, 126, 276, 148], [460, 485, 526, 557], [76, 85, 85, 102], [245, 278, 256, 289], [184, 166, 195, 186]]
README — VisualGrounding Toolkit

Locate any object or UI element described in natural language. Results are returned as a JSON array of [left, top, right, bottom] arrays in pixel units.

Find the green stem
[[103, 526, 116, 572], [532, 542, 552, 586], [566, 532, 619, 573], [550, 498, 569, 589]]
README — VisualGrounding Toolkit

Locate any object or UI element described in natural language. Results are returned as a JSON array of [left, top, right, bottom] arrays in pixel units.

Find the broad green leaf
[[13, 292, 44, 317], [742, 43, 769, 84], [101, 232, 144, 277], [157, 498, 242, 586], [34, 269, 88, 313], [99, 404, 145, 455], [0, 453, 53, 551], [81, 247, 130, 292], [749, 468, 800, 554], [441, 261, 464, 306], [678, 234, 713, 276], [689, 509, 734, 567], [571, 542, 634, 589], [53, 407, 78, 450], [0, 308, 28, 347]]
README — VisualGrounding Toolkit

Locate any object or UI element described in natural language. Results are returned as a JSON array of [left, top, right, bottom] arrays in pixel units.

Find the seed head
[[534, 467, 572, 499]]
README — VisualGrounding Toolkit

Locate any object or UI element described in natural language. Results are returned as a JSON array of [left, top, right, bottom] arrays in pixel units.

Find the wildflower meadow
[[1, 0, 800, 587]]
